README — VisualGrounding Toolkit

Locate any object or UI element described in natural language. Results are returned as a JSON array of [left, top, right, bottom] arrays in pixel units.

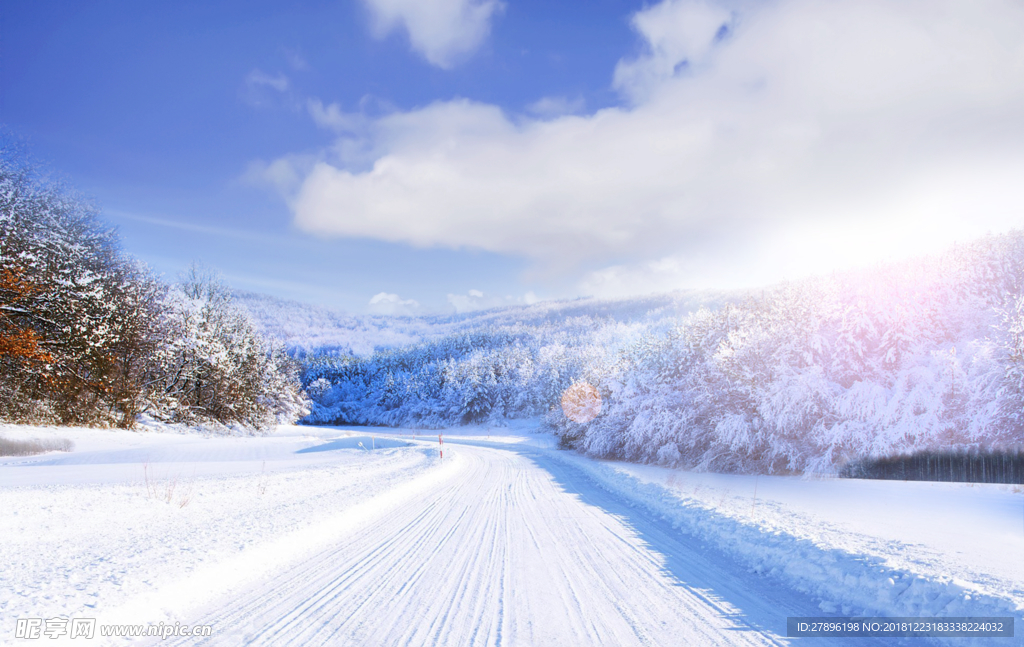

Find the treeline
[[300, 230, 1024, 474], [0, 142, 307, 431], [301, 320, 625, 427], [841, 450, 1024, 484]]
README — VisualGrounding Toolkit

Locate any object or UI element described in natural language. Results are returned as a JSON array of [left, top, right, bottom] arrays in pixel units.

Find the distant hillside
[[231, 291, 438, 357], [233, 288, 739, 357]]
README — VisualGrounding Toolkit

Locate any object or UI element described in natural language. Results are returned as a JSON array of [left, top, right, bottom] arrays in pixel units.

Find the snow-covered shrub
[[0, 436, 74, 456], [148, 266, 309, 431]]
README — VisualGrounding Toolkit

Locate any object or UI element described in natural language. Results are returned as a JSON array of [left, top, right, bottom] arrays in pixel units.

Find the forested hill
[[233, 288, 738, 358], [267, 230, 1024, 476]]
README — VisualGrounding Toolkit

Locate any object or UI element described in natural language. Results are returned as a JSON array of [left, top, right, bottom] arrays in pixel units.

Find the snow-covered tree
[[0, 137, 163, 425], [0, 141, 308, 432], [149, 266, 309, 431]]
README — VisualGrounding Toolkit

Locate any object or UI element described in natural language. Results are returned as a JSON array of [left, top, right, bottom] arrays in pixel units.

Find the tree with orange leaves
[[0, 136, 306, 430], [0, 136, 142, 424], [0, 266, 51, 367]]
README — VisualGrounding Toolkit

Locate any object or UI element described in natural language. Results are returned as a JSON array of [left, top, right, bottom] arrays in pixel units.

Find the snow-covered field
[[2, 421, 1022, 645]]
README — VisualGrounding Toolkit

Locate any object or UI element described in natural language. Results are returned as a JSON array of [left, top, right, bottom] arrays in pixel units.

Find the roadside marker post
[[439, 433, 443, 461]]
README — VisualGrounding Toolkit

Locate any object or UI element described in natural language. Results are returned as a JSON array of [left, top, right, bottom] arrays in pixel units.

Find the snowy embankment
[[0, 422, 455, 638], [544, 448, 1024, 634]]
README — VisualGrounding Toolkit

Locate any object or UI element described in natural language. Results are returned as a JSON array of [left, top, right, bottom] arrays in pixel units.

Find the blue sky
[[4, 0, 1024, 314]]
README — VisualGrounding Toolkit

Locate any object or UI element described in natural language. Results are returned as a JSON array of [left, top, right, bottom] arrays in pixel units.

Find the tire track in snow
[[159, 442, 909, 646]]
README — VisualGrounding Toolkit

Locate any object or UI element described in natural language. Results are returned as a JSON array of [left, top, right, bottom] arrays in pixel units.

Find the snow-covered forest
[[295, 232, 1024, 474], [272, 292, 732, 427], [6, 138, 1024, 474], [0, 144, 308, 431]]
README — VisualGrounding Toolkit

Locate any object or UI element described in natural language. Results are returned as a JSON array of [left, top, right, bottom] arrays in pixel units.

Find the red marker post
[[439, 433, 443, 461]]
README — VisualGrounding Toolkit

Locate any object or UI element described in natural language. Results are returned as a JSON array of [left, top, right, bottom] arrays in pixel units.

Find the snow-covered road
[[165, 440, 896, 647]]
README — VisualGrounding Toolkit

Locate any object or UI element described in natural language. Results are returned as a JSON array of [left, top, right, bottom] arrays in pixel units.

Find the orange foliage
[[0, 266, 51, 366]]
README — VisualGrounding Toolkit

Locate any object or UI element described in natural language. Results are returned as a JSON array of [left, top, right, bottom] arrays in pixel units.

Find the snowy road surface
[[164, 440, 898, 647]]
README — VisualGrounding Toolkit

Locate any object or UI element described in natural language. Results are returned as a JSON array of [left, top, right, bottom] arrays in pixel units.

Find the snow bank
[[541, 448, 1024, 645]]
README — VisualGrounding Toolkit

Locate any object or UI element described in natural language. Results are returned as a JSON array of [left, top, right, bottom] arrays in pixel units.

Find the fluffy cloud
[[362, 0, 504, 68], [273, 0, 1024, 294], [368, 292, 422, 316], [307, 99, 367, 134], [613, 0, 733, 103]]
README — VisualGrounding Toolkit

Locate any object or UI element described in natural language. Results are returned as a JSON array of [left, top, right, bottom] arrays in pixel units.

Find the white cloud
[[526, 96, 586, 118], [368, 291, 422, 316], [242, 69, 292, 108], [242, 153, 318, 197], [614, 0, 733, 103], [307, 99, 367, 134], [245, 69, 289, 92], [362, 0, 504, 68], [271, 0, 1024, 295]]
